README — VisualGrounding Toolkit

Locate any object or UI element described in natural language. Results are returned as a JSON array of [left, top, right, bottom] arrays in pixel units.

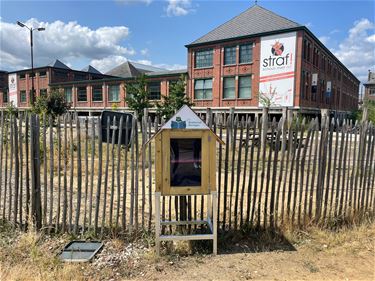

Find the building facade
[[186, 5, 360, 115], [0, 60, 114, 109], [50, 64, 185, 115]]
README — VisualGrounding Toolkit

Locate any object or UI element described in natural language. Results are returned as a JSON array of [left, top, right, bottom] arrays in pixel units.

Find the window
[[370, 88, 375, 96], [40, 88, 47, 98], [307, 42, 311, 62], [168, 80, 178, 93], [20, 90, 27, 103], [92, 86, 102, 102], [148, 82, 161, 100], [74, 73, 87, 81], [64, 87, 72, 102], [39, 71, 46, 77], [305, 72, 310, 100], [108, 85, 120, 102], [223, 77, 235, 99], [19, 73, 26, 79], [195, 49, 213, 68], [3, 91, 8, 103], [224, 46, 236, 65], [239, 44, 253, 64], [238, 76, 252, 99], [54, 70, 67, 79], [194, 79, 212, 100], [77, 87, 87, 102]]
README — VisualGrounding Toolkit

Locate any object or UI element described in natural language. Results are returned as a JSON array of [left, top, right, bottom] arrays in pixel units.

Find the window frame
[[92, 85, 103, 102], [148, 81, 161, 100], [239, 43, 253, 64], [20, 90, 27, 103], [224, 46, 237, 66], [39, 88, 47, 98], [108, 84, 120, 102], [64, 87, 72, 103], [238, 75, 252, 99], [194, 78, 213, 100], [222, 76, 236, 99], [77, 86, 87, 102], [3, 90, 8, 103], [194, 49, 214, 69]]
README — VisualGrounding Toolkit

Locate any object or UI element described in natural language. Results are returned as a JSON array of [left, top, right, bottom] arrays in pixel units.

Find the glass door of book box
[[163, 131, 209, 195]]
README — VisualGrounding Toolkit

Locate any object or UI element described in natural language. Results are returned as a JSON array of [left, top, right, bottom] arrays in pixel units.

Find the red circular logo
[[271, 41, 284, 56]]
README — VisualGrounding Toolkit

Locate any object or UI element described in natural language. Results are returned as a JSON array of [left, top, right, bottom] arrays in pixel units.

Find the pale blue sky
[[0, 0, 374, 81]]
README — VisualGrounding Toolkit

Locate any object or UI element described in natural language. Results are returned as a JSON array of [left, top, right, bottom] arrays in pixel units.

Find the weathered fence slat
[[19, 113, 24, 225], [270, 118, 282, 228], [8, 114, 14, 222], [68, 114, 74, 232], [101, 116, 111, 236], [48, 116, 54, 230], [94, 117, 103, 234], [74, 114, 82, 234], [62, 115, 68, 232], [109, 117, 117, 227], [115, 116, 124, 229], [240, 117, 250, 227], [234, 117, 244, 229], [13, 115, 20, 226], [42, 114, 47, 225], [56, 116, 61, 232], [89, 117, 96, 228]]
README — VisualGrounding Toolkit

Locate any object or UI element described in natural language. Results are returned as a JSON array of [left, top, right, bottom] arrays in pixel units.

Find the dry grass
[[1, 219, 374, 281]]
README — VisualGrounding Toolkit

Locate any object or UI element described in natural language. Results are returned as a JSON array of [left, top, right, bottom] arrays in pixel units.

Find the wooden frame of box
[[144, 106, 224, 256], [155, 129, 217, 196]]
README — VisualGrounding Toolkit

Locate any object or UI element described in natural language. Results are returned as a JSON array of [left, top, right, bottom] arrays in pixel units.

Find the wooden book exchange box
[[145, 106, 224, 255]]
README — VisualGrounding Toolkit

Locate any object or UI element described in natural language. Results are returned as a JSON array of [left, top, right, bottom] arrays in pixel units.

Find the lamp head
[[37, 27, 45, 31], [17, 21, 26, 28]]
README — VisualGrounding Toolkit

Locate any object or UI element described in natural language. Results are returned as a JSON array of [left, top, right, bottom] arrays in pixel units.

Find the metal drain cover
[[59, 241, 103, 262]]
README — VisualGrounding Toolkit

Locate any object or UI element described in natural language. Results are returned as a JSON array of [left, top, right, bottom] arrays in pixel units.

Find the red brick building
[[0, 60, 114, 109], [49, 61, 185, 115], [186, 5, 360, 116]]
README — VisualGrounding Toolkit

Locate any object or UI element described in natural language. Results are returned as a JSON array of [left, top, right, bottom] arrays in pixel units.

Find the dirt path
[[144, 243, 374, 281]]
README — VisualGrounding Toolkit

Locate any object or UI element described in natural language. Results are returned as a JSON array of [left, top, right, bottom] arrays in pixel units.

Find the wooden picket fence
[[0, 108, 374, 237]]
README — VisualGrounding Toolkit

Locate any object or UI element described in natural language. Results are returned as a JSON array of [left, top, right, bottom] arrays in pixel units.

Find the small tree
[[125, 74, 151, 120], [32, 89, 70, 119], [156, 74, 193, 119]]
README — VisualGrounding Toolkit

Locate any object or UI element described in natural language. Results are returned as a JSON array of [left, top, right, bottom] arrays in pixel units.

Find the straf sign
[[259, 32, 297, 107], [8, 73, 18, 107], [9, 75, 17, 92]]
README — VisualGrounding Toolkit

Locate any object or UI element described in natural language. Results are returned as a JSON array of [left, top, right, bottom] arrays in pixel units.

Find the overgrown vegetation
[[351, 99, 375, 122], [31, 89, 70, 119], [124, 74, 151, 120], [156, 74, 193, 119]]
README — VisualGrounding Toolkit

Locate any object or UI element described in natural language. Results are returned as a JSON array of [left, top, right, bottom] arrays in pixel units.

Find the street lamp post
[[17, 21, 45, 105]]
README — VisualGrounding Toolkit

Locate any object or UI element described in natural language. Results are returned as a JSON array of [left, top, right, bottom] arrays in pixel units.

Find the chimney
[[369, 69, 372, 82]]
